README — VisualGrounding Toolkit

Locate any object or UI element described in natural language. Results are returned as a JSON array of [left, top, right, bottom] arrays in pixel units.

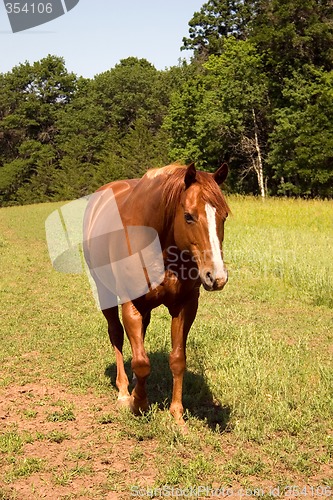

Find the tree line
[[1, 0, 332, 205]]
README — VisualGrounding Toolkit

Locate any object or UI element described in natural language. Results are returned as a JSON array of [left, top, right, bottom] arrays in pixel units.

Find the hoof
[[173, 414, 188, 432], [178, 420, 189, 434], [170, 406, 187, 431], [117, 395, 132, 409], [129, 393, 149, 415]]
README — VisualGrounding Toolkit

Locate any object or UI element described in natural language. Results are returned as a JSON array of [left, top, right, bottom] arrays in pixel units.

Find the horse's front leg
[[169, 292, 199, 425], [121, 301, 150, 415]]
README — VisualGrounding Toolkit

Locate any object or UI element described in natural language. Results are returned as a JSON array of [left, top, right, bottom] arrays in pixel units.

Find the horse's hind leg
[[102, 307, 130, 404], [122, 302, 151, 415]]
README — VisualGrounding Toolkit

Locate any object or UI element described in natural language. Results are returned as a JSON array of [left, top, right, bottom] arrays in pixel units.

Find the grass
[[36, 430, 71, 443], [0, 196, 332, 498], [0, 430, 33, 455], [46, 404, 76, 422], [5, 457, 45, 482], [225, 196, 333, 308], [52, 464, 93, 486]]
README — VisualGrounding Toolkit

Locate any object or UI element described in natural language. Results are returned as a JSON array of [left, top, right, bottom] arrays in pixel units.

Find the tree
[[55, 58, 174, 197], [203, 38, 270, 196], [94, 57, 166, 135], [165, 38, 269, 196], [253, 0, 333, 79], [54, 77, 109, 199], [178, 0, 333, 196], [268, 67, 333, 197], [163, 73, 206, 165], [118, 118, 169, 178], [182, 0, 256, 58], [0, 55, 78, 205]]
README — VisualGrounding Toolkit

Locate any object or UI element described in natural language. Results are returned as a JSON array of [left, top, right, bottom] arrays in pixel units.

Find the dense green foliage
[[1, 0, 332, 205]]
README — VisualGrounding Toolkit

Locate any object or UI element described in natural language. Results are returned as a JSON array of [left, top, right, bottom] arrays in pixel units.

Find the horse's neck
[[125, 175, 176, 249]]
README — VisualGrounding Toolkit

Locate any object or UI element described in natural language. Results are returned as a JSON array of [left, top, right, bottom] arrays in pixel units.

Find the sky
[[0, 0, 204, 78]]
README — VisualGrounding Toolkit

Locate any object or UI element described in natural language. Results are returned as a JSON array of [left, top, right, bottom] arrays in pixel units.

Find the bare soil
[[0, 382, 157, 499], [1, 382, 331, 500]]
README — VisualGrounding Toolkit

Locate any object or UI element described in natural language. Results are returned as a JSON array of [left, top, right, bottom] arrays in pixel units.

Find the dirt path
[[0, 382, 157, 499]]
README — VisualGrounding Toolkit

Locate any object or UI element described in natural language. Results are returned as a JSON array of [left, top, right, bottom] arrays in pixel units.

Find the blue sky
[[0, 0, 204, 77]]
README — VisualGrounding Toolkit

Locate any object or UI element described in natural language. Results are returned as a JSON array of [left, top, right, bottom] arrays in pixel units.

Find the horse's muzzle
[[201, 270, 228, 291]]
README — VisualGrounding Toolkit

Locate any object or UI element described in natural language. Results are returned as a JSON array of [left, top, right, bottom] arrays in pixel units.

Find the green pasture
[[0, 196, 332, 498]]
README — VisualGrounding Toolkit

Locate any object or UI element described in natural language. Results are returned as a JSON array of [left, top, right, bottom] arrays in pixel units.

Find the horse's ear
[[213, 163, 228, 186], [184, 162, 197, 189]]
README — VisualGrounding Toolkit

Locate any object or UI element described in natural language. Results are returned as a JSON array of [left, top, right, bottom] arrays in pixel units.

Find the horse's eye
[[184, 212, 195, 223]]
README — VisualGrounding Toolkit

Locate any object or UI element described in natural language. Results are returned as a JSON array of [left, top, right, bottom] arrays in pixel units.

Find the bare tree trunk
[[252, 108, 266, 198]]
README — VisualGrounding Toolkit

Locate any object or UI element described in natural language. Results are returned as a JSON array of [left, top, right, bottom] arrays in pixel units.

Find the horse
[[83, 162, 230, 425]]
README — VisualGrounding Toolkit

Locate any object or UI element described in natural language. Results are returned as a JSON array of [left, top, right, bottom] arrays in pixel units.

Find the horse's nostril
[[206, 271, 214, 285]]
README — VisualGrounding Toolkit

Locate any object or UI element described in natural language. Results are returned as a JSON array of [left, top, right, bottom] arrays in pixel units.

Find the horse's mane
[[145, 164, 230, 222]]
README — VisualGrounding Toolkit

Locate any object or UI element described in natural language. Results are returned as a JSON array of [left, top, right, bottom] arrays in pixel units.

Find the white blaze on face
[[205, 203, 226, 279]]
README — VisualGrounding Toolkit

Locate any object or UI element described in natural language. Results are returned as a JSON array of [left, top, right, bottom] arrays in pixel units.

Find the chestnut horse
[[83, 163, 229, 425]]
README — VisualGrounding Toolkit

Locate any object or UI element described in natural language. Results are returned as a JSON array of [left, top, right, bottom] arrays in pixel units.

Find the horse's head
[[173, 163, 229, 291]]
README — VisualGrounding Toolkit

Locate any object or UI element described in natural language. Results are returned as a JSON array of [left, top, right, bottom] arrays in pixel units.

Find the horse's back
[[97, 178, 140, 195]]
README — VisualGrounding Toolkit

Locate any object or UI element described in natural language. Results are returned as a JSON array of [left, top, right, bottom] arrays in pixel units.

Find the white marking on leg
[[205, 203, 226, 278]]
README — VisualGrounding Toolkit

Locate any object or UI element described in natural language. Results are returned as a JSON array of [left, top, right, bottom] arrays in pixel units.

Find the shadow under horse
[[105, 350, 231, 432]]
